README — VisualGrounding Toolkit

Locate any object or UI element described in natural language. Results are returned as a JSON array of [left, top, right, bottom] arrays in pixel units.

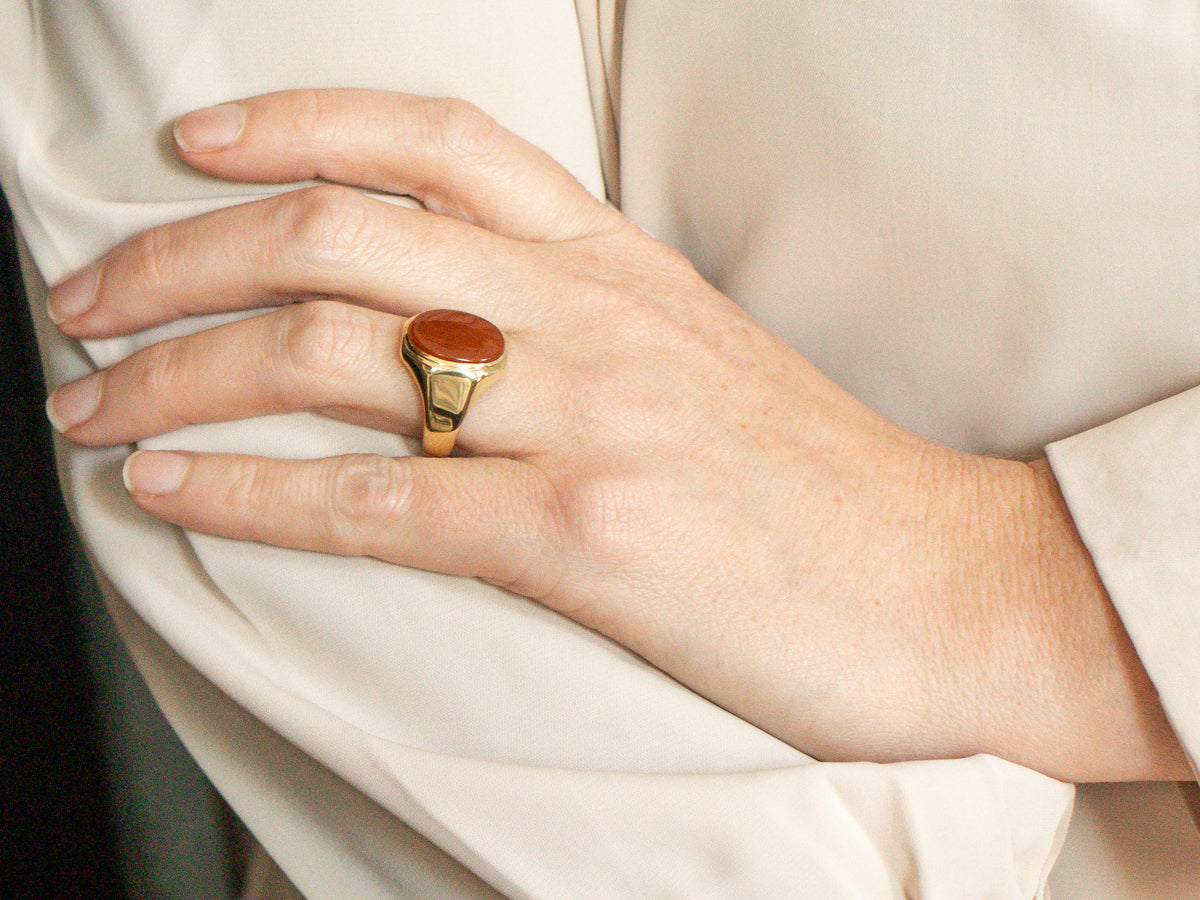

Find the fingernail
[[174, 102, 246, 152], [46, 372, 103, 431], [123, 450, 189, 495], [48, 263, 100, 324]]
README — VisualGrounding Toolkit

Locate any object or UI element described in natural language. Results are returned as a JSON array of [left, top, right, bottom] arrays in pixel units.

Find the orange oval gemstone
[[407, 310, 504, 364]]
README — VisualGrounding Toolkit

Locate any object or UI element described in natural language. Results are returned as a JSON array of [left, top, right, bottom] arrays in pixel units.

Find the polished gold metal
[[399, 313, 506, 456]]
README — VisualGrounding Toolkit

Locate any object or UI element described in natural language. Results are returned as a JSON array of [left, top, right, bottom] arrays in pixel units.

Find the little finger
[[122, 450, 564, 596]]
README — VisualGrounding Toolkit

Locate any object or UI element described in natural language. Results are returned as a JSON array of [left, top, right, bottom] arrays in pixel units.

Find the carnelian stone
[[407, 310, 504, 364]]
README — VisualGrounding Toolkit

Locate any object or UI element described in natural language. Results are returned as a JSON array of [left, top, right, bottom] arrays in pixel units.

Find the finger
[[48, 185, 541, 337], [49, 301, 413, 441], [47, 300, 540, 455], [173, 89, 615, 242], [122, 450, 563, 597]]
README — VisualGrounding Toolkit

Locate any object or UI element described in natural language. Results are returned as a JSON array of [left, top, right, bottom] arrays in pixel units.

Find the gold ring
[[399, 309, 506, 456]]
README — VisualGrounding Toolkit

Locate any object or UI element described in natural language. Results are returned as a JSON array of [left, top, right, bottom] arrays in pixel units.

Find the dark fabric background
[[0, 191, 127, 898]]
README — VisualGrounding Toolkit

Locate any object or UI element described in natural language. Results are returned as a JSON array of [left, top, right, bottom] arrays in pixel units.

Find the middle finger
[[48, 185, 538, 338]]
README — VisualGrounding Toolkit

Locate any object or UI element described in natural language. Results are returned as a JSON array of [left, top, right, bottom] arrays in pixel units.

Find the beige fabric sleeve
[[1048, 393, 1200, 774]]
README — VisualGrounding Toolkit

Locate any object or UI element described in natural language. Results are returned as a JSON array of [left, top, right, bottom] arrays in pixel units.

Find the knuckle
[[325, 455, 412, 552], [220, 457, 273, 518], [279, 300, 375, 387], [422, 97, 499, 162], [279, 184, 374, 271], [554, 476, 659, 566], [292, 88, 353, 149], [135, 337, 189, 399], [125, 222, 180, 294]]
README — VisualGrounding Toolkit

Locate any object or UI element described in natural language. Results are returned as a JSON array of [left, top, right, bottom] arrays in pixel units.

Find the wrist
[[952, 456, 1189, 781]]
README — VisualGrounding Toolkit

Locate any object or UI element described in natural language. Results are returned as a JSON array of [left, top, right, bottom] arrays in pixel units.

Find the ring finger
[[46, 299, 550, 457]]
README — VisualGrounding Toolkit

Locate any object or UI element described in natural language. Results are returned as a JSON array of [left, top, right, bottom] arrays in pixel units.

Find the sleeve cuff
[[1047, 385, 1200, 771]]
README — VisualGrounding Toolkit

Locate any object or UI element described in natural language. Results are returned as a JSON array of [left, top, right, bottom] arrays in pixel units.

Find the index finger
[[173, 89, 615, 243]]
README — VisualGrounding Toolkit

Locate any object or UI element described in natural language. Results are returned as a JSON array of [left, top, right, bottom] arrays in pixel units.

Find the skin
[[45, 88, 1188, 783]]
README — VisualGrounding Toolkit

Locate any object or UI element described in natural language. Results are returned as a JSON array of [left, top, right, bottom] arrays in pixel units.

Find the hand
[[46, 89, 1187, 781]]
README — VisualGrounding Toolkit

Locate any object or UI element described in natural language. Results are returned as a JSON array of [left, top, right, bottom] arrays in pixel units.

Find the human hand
[[46, 89, 1187, 781]]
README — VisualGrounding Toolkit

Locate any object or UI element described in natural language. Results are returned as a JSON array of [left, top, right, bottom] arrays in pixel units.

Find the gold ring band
[[399, 309, 506, 456]]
